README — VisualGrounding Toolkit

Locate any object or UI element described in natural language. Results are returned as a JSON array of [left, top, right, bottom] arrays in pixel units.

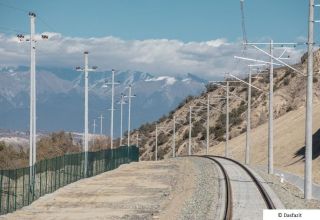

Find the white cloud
[[0, 33, 305, 79], [145, 76, 176, 85]]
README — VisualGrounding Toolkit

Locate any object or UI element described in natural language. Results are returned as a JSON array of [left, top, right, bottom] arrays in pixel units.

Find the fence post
[[67, 154, 70, 183], [50, 159, 53, 193], [74, 154, 76, 180], [62, 155, 65, 185], [27, 168, 30, 205], [72, 155, 75, 182], [0, 170, 3, 214], [93, 153, 96, 176], [70, 155, 73, 182], [39, 160, 42, 197], [45, 159, 48, 194], [32, 164, 36, 201], [99, 151, 101, 173], [22, 168, 25, 207], [14, 169, 17, 211], [7, 170, 11, 214], [58, 156, 61, 188], [105, 150, 108, 171], [66, 155, 69, 184], [78, 154, 81, 179], [54, 157, 56, 190], [78, 153, 80, 180]]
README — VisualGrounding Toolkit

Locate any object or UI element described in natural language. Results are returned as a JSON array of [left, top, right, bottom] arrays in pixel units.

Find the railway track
[[199, 155, 276, 220]]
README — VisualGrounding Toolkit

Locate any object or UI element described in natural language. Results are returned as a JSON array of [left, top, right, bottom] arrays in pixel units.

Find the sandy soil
[[207, 102, 320, 185], [1, 159, 196, 220], [158, 158, 196, 220]]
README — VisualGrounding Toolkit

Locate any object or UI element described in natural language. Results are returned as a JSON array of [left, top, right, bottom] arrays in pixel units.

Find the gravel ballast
[[253, 167, 320, 209], [178, 157, 220, 220]]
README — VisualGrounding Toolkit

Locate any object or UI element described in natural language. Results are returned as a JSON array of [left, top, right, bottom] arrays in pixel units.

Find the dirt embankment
[[2, 158, 198, 220], [207, 101, 320, 184]]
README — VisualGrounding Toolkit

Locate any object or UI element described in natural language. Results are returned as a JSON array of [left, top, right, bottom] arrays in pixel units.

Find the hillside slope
[[207, 101, 320, 184], [128, 49, 320, 184]]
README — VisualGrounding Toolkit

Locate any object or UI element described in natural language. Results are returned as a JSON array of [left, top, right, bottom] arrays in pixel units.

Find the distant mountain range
[[0, 66, 207, 136]]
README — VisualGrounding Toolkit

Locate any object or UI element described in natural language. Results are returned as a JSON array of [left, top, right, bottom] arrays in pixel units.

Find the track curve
[[197, 155, 276, 220], [200, 156, 233, 220], [210, 155, 276, 209]]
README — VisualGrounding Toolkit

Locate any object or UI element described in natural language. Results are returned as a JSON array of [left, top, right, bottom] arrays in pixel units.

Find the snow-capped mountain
[[0, 66, 207, 136]]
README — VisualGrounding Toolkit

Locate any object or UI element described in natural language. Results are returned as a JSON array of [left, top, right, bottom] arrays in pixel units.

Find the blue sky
[[0, 0, 309, 78], [0, 0, 307, 42]]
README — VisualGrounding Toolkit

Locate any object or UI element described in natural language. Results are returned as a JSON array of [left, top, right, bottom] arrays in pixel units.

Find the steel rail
[[206, 155, 276, 210], [197, 155, 233, 220]]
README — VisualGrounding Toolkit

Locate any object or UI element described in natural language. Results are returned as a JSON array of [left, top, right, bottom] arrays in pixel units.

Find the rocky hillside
[[127, 49, 320, 161]]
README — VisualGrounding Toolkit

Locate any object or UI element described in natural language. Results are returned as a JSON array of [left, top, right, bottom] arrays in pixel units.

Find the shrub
[[274, 72, 278, 78], [175, 95, 194, 111], [209, 126, 215, 134], [176, 102, 184, 110], [291, 71, 297, 78], [158, 147, 166, 159], [157, 114, 167, 123], [238, 102, 246, 113], [230, 109, 242, 126], [139, 122, 156, 134], [301, 52, 308, 63], [157, 133, 169, 145], [200, 129, 207, 140], [192, 121, 204, 137], [286, 106, 293, 112], [217, 113, 226, 126], [175, 122, 183, 131], [216, 136, 225, 142], [214, 123, 226, 139], [37, 131, 81, 160], [284, 69, 293, 78], [313, 77, 318, 83], [239, 86, 247, 93], [169, 110, 175, 115], [183, 130, 189, 140], [258, 78, 265, 84], [185, 95, 194, 104], [205, 83, 218, 92], [0, 141, 5, 151], [251, 89, 260, 97], [283, 78, 290, 86], [185, 112, 196, 123]]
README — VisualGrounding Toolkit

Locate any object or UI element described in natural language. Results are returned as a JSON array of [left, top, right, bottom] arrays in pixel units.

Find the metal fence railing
[[0, 145, 139, 215]]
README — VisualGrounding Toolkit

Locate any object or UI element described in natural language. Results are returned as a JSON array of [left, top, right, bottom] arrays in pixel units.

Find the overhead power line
[[0, 1, 28, 13]]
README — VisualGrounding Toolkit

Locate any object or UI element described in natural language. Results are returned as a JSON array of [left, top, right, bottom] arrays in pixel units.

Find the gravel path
[[253, 167, 320, 209], [177, 157, 221, 220], [1, 160, 184, 220]]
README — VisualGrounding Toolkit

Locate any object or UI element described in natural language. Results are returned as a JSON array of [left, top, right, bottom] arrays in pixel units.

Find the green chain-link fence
[[0, 145, 139, 215]]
